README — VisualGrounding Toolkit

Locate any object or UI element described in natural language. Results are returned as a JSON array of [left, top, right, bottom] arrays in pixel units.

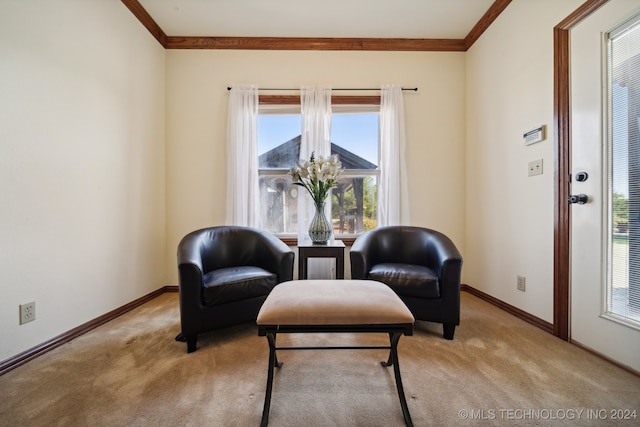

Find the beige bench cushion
[[257, 280, 415, 326]]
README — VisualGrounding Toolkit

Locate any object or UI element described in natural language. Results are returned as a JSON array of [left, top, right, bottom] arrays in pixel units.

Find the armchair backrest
[[178, 226, 294, 278], [369, 227, 433, 265], [351, 226, 462, 278], [198, 227, 266, 272]]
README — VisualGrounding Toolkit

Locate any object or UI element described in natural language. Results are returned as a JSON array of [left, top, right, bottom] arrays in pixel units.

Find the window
[[330, 111, 379, 235], [605, 15, 640, 327], [257, 103, 380, 240]]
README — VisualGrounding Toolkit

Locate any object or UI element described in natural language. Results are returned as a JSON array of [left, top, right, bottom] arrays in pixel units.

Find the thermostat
[[524, 125, 545, 145]]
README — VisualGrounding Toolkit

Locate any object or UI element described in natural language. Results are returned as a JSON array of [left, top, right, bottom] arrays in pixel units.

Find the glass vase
[[308, 202, 332, 244]]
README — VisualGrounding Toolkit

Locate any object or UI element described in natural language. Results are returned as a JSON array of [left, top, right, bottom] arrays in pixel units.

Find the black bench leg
[[260, 332, 282, 427], [382, 332, 394, 366], [381, 332, 413, 427]]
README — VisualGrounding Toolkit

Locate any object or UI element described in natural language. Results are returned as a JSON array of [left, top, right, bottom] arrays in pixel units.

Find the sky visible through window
[[258, 113, 379, 166]]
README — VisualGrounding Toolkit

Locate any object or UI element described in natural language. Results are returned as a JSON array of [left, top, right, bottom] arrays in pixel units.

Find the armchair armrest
[[424, 231, 463, 283], [176, 231, 207, 336], [177, 231, 205, 273], [350, 230, 378, 279], [254, 232, 295, 283]]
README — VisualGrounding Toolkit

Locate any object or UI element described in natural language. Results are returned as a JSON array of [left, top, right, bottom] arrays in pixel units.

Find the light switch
[[528, 159, 543, 177]]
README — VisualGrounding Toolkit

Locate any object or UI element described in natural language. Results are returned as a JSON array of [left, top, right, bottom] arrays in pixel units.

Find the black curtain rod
[[226, 87, 418, 92]]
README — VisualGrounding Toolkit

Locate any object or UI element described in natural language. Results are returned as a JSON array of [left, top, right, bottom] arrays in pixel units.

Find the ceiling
[[138, 0, 498, 39]]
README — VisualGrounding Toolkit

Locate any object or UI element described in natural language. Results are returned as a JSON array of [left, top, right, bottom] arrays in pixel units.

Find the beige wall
[[0, 1, 166, 360], [165, 50, 467, 285], [465, 0, 583, 322]]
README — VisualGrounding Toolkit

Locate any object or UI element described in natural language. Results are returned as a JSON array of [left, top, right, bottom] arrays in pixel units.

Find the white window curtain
[[299, 86, 335, 279], [226, 84, 260, 228], [378, 84, 410, 226], [298, 86, 332, 242]]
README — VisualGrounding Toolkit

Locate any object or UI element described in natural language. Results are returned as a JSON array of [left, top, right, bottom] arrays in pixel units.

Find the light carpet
[[1, 292, 638, 426]]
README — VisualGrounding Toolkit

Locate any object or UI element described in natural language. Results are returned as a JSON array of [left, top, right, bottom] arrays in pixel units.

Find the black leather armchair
[[350, 226, 463, 339], [176, 226, 294, 353]]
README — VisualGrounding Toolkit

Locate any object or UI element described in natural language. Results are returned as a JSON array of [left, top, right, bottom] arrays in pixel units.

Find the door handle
[[568, 194, 588, 204]]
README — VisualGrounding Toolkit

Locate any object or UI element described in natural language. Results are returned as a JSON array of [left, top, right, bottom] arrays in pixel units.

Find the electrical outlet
[[20, 302, 35, 324], [528, 159, 543, 177], [517, 276, 526, 292]]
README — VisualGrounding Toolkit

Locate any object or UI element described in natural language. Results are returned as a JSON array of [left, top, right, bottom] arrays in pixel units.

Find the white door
[[570, 0, 640, 373]]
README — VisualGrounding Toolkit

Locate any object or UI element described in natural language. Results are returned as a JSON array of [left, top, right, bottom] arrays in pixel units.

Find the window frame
[[258, 94, 381, 246]]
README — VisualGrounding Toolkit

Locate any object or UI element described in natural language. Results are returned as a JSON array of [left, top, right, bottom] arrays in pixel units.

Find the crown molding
[[121, 0, 167, 47], [122, 0, 511, 52], [165, 36, 466, 51], [464, 0, 512, 49]]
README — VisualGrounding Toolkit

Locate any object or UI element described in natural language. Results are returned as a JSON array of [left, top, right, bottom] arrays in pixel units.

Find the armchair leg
[[186, 336, 197, 353], [175, 333, 198, 353], [443, 324, 456, 340]]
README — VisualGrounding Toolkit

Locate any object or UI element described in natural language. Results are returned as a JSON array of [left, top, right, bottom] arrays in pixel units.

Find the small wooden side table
[[297, 239, 345, 279]]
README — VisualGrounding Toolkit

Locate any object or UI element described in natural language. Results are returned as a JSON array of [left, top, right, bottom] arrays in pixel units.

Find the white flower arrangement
[[289, 152, 344, 206]]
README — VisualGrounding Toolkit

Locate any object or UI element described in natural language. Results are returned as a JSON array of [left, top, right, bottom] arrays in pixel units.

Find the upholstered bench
[[256, 279, 415, 427]]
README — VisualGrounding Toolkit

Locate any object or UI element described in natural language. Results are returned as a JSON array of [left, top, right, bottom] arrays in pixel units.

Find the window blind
[[607, 14, 640, 325]]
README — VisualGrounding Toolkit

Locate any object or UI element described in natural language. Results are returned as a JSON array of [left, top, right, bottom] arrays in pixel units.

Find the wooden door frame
[[554, 0, 610, 340]]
